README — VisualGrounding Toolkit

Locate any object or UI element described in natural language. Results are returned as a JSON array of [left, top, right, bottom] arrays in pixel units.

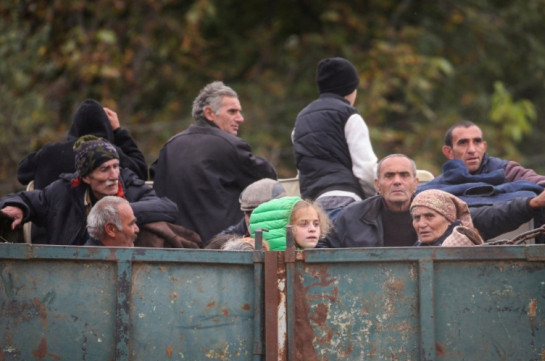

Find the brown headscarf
[[410, 189, 473, 227]]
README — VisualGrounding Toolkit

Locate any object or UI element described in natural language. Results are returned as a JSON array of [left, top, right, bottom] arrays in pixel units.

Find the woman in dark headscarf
[[410, 189, 483, 246]]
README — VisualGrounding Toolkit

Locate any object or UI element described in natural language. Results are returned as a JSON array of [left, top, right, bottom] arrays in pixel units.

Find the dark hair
[[444, 120, 478, 147]]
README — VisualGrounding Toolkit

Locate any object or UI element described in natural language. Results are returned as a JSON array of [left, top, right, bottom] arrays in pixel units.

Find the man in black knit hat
[[0, 136, 177, 245], [292, 57, 378, 220]]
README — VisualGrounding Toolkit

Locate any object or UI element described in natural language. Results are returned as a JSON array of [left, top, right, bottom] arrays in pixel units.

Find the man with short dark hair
[[440, 120, 545, 185], [293, 57, 377, 220], [86, 196, 139, 247], [1, 136, 177, 245], [150, 81, 277, 245]]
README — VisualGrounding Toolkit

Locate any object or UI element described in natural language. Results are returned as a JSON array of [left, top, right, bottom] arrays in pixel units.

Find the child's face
[[293, 206, 321, 248]]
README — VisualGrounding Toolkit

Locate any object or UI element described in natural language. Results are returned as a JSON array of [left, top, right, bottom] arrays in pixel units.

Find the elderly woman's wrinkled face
[[411, 206, 451, 244]]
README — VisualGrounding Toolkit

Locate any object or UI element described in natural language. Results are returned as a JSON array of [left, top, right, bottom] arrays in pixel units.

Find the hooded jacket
[[17, 99, 148, 189], [1, 168, 177, 245], [249, 196, 301, 250]]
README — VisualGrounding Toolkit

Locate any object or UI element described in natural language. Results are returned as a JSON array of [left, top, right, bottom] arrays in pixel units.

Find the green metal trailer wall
[[1, 243, 544, 361]]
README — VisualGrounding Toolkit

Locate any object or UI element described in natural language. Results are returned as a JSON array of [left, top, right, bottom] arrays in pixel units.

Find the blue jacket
[[417, 159, 543, 206]]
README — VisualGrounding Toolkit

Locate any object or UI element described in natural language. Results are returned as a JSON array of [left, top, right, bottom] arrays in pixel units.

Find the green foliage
[[1, 0, 545, 192]]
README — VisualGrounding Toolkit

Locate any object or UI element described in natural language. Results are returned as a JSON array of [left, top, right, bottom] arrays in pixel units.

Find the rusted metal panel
[[2, 243, 544, 361], [0, 244, 262, 361], [292, 246, 545, 361], [293, 257, 421, 360], [1, 259, 118, 360]]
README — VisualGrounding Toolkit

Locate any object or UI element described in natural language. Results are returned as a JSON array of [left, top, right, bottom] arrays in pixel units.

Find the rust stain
[[205, 301, 216, 310], [48, 353, 62, 360], [171, 292, 178, 300], [529, 298, 537, 318], [386, 278, 405, 294], [170, 276, 178, 282], [539, 348, 545, 361], [166, 345, 173, 357], [309, 303, 328, 326], [436, 342, 445, 357], [241, 303, 251, 311], [222, 309, 230, 318], [294, 266, 321, 361], [179, 333, 184, 341], [32, 337, 47, 360], [33, 297, 48, 328], [159, 266, 167, 272]]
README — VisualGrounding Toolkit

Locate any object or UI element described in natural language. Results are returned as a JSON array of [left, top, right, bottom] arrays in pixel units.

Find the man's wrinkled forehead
[[378, 156, 414, 178], [451, 125, 483, 145]]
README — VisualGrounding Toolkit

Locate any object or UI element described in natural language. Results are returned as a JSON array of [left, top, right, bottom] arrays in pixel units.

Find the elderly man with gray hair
[[150, 81, 277, 246], [86, 196, 139, 247]]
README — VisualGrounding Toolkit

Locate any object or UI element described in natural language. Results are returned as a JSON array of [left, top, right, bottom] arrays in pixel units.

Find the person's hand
[[103, 107, 120, 130], [2, 206, 24, 230], [529, 189, 545, 209]]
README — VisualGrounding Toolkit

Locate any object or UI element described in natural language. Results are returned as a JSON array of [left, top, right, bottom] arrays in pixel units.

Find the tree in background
[[1, 0, 544, 194]]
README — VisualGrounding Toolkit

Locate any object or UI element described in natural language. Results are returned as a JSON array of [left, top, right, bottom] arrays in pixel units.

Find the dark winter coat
[[317, 195, 537, 248], [17, 99, 148, 189], [150, 120, 277, 245], [0, 168, 178, 245]]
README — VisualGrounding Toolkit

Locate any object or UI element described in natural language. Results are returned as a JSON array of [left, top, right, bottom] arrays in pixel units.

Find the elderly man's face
[[375, 157, 419, 211], [82, 159, 121, 199], [205, 96, 244, 136], [442, 125, 487, 173], [113, 203, 139, 247]]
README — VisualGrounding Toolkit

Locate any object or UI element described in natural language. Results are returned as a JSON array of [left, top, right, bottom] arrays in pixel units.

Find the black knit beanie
[[73, 135, 119, 177], [316, 57, 360, 96]]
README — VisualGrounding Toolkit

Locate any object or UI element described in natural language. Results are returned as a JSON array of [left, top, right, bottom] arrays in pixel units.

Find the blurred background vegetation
[[1, 0, 544, 194]]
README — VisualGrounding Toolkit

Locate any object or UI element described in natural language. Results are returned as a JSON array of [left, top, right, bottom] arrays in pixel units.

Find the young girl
[[248, 196, 331, 250]]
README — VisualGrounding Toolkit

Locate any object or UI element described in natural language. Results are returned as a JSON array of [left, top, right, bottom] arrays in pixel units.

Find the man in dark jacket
[[437, 120, 545, 186], [317, 154, 545, 248], [293, 57, 377, 220], [1, 136, 177, 245], [17, 98, 148, 189], [150, 81, 277, 245]]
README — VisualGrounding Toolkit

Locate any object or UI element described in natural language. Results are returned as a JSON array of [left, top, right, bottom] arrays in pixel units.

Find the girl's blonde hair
[[289, 199, 332, 237]]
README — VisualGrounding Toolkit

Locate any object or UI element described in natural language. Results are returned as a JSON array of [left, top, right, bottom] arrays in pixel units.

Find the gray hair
[[191, 81, 238, 122], [87, 196, 129, 240], [376, 154, 417, 178]]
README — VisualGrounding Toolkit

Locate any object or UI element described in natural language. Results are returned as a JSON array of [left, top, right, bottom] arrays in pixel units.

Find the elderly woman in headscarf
[[410, 189, 483, 246]]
